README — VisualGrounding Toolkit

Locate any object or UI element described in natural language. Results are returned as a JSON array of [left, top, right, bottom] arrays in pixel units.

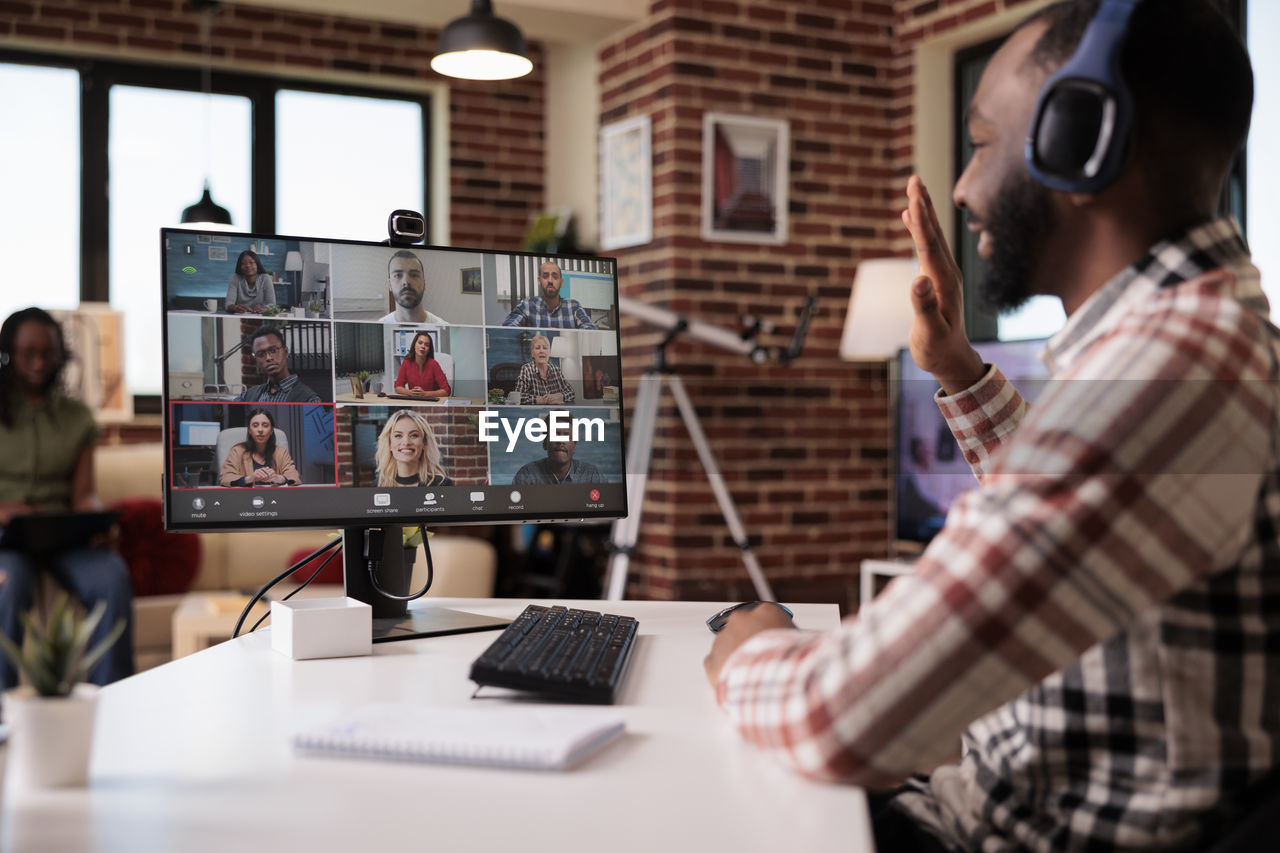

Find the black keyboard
[[469, 605, 639, 704]]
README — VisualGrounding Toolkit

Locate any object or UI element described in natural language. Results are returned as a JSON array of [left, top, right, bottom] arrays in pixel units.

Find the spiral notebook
[[293, 704, 625, 771]]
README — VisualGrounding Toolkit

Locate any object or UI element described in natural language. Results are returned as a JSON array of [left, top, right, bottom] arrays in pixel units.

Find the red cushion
[[288, 546, 344, 586], [109, 498, 201, 597]]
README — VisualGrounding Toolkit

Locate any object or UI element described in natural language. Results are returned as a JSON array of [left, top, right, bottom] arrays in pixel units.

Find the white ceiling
[[236, 0, 647, 45]]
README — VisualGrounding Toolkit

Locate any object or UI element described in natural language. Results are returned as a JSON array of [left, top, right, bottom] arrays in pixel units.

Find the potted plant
[[0, 593, 126, 789], [307, 301, 325, 318], [357, 370, 371, 392]]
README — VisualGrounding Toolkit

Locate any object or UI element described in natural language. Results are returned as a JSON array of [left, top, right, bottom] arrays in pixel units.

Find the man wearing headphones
[[705, 2, 1268, 849]]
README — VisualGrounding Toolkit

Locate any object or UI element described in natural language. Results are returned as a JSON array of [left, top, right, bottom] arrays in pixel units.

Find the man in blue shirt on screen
[[502, 260, 598, 330]]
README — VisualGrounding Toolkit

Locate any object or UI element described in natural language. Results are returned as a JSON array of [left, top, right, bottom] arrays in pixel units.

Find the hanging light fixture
[[181, 0, 233, 226], [431, 0, 533, 81]]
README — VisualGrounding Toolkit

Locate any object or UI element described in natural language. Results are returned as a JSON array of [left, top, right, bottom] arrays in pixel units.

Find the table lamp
[[839, 258, 918, 360], [284, 251, 303, 305], [549, 334, 581, 385]]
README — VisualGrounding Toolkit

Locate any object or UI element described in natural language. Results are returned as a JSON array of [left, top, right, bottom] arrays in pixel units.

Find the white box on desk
[[271, 597, 371, 660]]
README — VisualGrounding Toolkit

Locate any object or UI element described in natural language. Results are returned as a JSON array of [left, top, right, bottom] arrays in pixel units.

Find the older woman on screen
[[375, 409, 454, 487], [394, 331, 450, 399], [512, 333, 574, 405], [219, 408, 300, 486], [225, 249, 275, 314]]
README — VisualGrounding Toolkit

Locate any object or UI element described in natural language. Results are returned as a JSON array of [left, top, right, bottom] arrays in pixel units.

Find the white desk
[[4, 599, 872, 852]]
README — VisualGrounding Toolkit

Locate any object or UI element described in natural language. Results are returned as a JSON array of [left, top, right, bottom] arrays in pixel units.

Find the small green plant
[[308, 301, 324, 313], [0, 594, 126, 697], [261, 305, 284, 316], [488, 388, 507, 405]]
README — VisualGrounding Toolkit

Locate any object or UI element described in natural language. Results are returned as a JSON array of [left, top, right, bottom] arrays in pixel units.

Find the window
[[1247, 0, 1278, 312], [276, 90, 425, 240], [0, 64, 80, 321], [109, 86, 252, 395], [0, 50, 430, 400]]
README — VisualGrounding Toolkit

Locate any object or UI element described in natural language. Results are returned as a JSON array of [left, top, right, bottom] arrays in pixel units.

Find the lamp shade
[[284, 251, 303, 272], [180, 184, 233, 227], [430, 0, 533, 81], [839, 258, 918, 361]]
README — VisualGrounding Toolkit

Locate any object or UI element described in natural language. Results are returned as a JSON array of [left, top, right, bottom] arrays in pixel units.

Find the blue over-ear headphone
[[1025, 0, 1142, 193]]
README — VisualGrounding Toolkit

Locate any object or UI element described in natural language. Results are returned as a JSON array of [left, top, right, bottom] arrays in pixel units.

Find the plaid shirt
[[501, 296, 598, 330], [512, 361, 575, 404], [715, 220, 1280, 850]]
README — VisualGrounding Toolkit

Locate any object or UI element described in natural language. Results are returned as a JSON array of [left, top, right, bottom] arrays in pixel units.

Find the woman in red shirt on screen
[[394, 331, 450, 399]]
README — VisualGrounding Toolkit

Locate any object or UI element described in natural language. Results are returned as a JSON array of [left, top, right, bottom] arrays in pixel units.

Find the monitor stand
[[342, 525, 509, 643]]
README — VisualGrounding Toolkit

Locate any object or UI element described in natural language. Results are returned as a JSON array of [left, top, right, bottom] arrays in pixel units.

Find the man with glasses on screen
[[236, 326, 321, 404], [502, 260, 598, 330], [704, 2, 1275, 851], [381, 250, 447, 325]]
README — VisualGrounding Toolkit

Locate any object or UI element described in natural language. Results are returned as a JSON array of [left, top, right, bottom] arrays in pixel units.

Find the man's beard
[[976, 171, 1056, 313], [395, 287, 422, 309]]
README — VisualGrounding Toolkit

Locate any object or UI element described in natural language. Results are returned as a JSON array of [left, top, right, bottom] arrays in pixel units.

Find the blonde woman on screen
[[375, 408, 454, 487]]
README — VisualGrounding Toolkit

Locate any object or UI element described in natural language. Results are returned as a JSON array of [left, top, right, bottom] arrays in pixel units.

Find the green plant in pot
[[0, 593, 126, 789]]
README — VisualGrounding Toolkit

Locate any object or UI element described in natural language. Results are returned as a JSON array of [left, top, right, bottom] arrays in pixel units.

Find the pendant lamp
[[181, 1, 233, 226], [431, 0, 533, 81]]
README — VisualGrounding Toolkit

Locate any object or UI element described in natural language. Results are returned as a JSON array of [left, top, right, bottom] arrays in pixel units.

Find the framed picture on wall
[[460, 267, 482, 294], [50, 304, 132, 422], [701, 112, 789, 244], [599, 114, 652, 250]]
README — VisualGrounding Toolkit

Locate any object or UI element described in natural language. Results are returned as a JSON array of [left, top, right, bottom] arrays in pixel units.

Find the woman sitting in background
[[394, 331, 450, 399], [375, 409, 454, 488], [219, 408, 300, 486], [225, 249, 275, 315], [512, 333, 574, 405], [0, 307, 134, 688]]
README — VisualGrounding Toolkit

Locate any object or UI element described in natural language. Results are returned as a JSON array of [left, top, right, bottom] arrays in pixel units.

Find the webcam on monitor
[[386, 209, 426, 246]]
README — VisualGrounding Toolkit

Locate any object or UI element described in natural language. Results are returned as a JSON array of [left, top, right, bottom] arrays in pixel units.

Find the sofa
[[93, 442, 497, 671]]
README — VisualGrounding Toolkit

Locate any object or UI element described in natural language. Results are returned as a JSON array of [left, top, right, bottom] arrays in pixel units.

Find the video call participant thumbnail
[[236, 326, 322, 404], [376, 409, 454, 488], [382, 251, 447, 325], [219, 407, 301, 486], [511, 417, 604, 485], [502, 260, 598, 330], [226, 250, 275, 315], [395, 331, 450, 399], [513, 333, 574, 405]]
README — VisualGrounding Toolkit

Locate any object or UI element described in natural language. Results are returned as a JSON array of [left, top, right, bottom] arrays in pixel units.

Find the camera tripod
[[604, 331, 775, 602]]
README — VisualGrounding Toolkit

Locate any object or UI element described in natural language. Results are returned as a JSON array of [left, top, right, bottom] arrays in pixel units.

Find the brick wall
[[599, 0, 905, 609], [0, 0, 546, 251], [596, 0, 1032, 608]]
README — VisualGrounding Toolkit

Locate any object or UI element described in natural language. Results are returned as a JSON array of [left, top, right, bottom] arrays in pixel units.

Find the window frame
[[0, 47, 433, 411]]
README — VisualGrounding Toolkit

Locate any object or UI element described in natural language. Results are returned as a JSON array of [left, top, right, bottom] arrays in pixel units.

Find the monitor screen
[[160, 229, 626, 534], [894, 338, 1050, 544], [178, 420, 221, 446]]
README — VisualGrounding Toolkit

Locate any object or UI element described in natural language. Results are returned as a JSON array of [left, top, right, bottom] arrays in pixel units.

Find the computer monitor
[[160, 228, 626, 641], [894, 338, 1050, 544]]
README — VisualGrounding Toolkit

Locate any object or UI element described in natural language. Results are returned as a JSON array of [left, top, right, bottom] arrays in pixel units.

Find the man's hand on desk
[[704, 605, 797, 686]]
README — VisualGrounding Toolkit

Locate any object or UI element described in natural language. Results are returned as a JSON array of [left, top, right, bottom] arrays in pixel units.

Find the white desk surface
[[3, 599, 872, 853]]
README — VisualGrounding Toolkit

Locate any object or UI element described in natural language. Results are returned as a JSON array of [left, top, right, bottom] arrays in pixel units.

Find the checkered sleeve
[[715, 285, 1277, 787], [934, 364, 1029, 482]]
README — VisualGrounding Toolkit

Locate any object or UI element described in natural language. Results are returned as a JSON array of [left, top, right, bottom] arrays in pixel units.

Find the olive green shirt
[[0, 392, 99, 510]]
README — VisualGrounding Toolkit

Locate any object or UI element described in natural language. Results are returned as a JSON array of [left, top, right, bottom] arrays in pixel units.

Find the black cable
[[246, 545, 342, 634], [232, 536, 341, 639], [364, 524, 434, 601]]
